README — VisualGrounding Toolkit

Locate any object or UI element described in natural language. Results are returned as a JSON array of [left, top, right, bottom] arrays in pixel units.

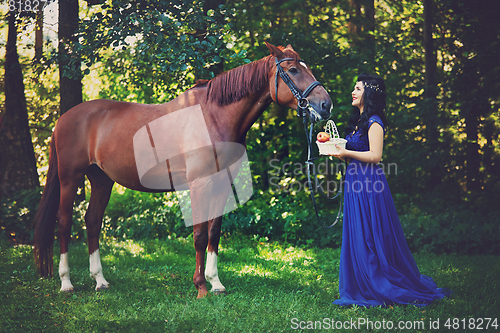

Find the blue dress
[[332, 115, 451, 308]]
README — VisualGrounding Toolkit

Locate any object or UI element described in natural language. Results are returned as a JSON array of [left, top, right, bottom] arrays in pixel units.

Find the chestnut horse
[[33, 42, 332, 298]]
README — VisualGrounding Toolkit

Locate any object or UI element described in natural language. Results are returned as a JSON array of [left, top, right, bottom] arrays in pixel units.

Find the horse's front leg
[[205, 216, 226, 295], [189, 175, 229, 298], [193, 221, 209, 298], [188, 177, 211, 298]]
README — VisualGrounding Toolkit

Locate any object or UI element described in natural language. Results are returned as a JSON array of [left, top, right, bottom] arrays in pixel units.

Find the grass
[[1, 235, 499, 332]]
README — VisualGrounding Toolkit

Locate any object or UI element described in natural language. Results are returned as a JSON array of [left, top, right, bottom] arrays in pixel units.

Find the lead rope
[[303, 118, 344, 229]]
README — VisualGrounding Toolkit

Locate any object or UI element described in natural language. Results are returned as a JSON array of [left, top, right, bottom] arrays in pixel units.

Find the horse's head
[[265, 41, 332, 123]]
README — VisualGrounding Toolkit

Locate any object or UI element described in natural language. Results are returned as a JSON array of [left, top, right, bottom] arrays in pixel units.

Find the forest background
[[0, 0, 499, 255]]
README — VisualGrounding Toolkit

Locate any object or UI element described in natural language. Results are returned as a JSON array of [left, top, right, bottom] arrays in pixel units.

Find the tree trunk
[[0, 13, 40, 199], [464, 106, 481, 194], [59, 0, 84, 200], [59, 0, 82, 116], [35, 3, 44, 61], [423, 0, 440, 187], [363, 0, 375, 65], [349, 0, 376, 67], [348, 0, 361, 40], [482, 117, 496, 194]]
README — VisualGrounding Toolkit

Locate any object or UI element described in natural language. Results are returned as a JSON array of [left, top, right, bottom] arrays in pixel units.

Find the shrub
[[98, 187, 344, 249], [101, 187, 190, 240], [5, 183, 496, 256], [0, 188, 42, 244], [223, 190, 343, 248], [400, 204, 500, 255]]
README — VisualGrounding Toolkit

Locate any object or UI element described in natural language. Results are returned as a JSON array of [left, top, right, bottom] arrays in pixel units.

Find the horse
[[33, 41, 332, 298]]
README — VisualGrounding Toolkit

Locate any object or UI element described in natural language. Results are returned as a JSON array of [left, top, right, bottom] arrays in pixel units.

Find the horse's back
[[52, 96, 207, 191], [53, 100, 162, 187], [54, 99, 156, 156], [57, 99, 160, 129]]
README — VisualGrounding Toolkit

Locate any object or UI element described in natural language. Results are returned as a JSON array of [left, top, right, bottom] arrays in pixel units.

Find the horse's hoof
[[60, 288, 74, 293], [197, 289, 210, 299], [197, 290, 210, 299], [96, 284, 109, 291], [212, 289, 227, 296]]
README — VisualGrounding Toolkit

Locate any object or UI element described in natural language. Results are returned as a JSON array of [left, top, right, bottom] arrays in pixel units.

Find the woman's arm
[[331, 122, 384, 164]]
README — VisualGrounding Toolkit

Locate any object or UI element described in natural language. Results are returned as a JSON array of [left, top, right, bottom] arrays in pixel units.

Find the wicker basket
[[316, 120, 347, 155]]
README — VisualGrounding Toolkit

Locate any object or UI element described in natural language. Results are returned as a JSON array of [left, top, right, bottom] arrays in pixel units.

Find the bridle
[[274, 57, 322, 119], [274, 57, 343, 229]]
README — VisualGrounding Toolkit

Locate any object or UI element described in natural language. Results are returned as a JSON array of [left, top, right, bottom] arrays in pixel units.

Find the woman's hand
[[330, 145, 348, 162]]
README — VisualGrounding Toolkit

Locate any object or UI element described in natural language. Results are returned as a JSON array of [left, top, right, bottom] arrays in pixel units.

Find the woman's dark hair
[[344, 72, 387, 136]]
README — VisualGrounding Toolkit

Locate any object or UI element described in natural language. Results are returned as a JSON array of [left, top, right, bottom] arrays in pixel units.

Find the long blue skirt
[[332, 161, 451, 308]]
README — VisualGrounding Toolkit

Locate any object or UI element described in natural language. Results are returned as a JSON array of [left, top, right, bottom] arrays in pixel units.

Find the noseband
[[274, 57, 322, 119]]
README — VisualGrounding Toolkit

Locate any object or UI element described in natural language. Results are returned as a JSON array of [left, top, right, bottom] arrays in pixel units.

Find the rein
[[302, 121, 344, 229], [274, 57, 343, 229]]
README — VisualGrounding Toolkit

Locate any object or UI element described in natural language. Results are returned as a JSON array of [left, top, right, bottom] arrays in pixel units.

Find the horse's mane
[[192, 47, 301, 106]]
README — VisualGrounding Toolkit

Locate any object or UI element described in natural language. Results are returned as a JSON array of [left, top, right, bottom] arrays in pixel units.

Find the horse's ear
[[265, 40, 284, 59], [285, 44, 295, 52]]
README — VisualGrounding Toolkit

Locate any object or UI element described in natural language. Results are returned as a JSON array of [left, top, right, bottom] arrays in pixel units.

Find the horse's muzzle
[[308, 98, 333, 123]]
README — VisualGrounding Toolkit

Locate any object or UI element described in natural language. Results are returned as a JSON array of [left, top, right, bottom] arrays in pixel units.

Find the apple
[[317, 132, 330, 142]]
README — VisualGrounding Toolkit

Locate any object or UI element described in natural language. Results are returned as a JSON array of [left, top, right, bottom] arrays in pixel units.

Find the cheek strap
[[274, 57, 322, 118]]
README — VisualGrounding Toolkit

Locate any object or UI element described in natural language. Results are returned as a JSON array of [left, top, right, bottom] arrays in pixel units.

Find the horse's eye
[[289, 67, 298, 74]]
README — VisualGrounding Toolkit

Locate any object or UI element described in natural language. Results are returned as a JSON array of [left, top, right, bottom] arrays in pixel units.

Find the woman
[[330, 73, 450, 308]]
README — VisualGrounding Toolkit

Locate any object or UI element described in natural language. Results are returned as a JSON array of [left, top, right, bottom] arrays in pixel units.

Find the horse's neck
[[193, 56, 274, 143], [208, 91, 272, 143]]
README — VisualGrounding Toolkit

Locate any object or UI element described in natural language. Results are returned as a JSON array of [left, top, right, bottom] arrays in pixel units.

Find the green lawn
[[1, 235, 499, 332]]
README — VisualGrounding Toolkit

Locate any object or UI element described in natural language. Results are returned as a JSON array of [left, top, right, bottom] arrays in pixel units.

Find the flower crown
[[364, 82, 383, 93]]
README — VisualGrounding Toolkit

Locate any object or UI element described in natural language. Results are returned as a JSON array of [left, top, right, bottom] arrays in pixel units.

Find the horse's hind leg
[[85, 165, 114, 291], [58, 176, 82, 292]]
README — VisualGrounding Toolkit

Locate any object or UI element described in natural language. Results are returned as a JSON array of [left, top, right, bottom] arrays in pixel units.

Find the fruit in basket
[[317, 132, 330, 142]]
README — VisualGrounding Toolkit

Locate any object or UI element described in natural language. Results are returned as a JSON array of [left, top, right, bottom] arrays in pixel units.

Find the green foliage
[[75, 0, 249, 103], [99, 188, 191, 241], [70, 186, 342, 249], [27, 66, 61, 181], [1, 237, 499, 332], [4, 180, 497, 256], [0, 188, 42, 244], [223, 190, 343, 248], [401, 204, 500, 255]]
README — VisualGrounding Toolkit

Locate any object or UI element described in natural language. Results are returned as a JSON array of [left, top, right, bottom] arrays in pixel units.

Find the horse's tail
[[33, 136, 60, 277]]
